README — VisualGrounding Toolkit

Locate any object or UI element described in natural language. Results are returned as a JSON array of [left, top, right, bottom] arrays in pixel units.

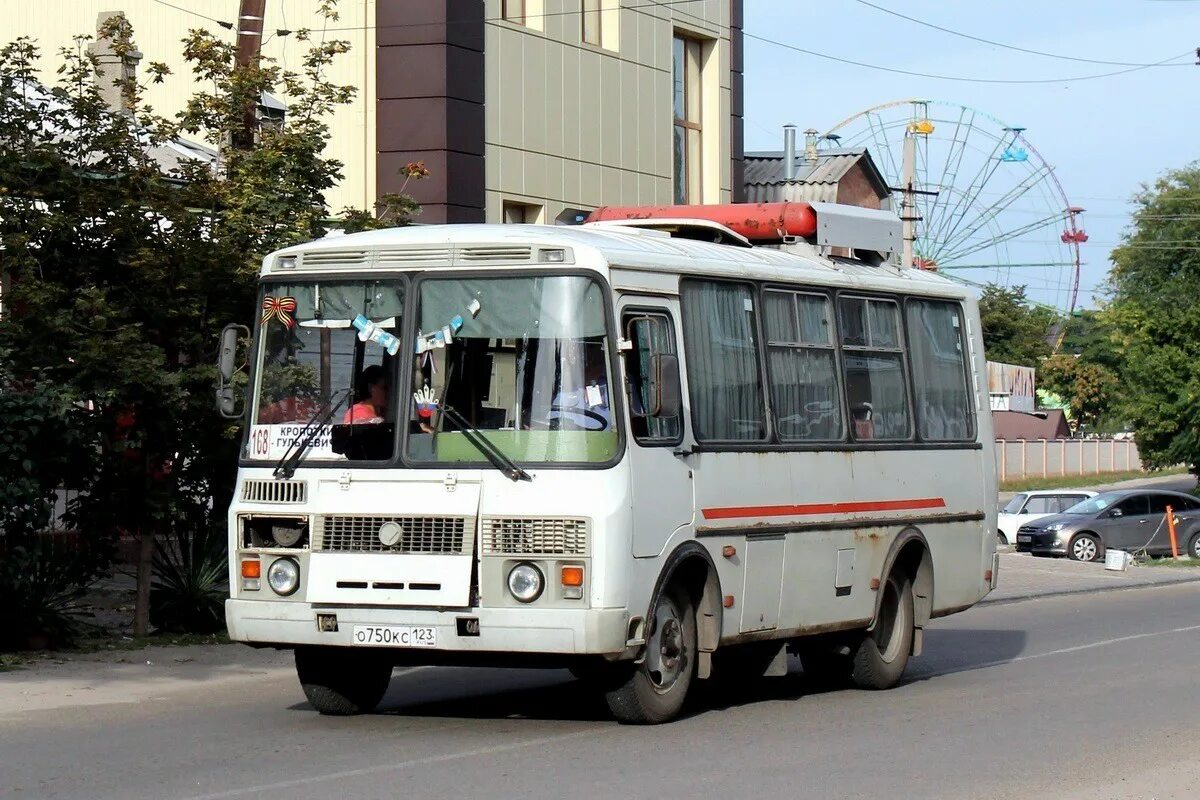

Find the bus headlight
[[267, 557, 300, 596], [507, 563, 544, 603]]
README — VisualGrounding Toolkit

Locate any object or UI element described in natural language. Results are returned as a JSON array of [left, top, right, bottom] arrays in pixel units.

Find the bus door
[[618, 298, 695, 557]]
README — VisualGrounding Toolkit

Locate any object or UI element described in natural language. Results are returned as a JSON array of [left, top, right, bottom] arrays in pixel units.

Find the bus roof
[[265, 223, 973, 301]]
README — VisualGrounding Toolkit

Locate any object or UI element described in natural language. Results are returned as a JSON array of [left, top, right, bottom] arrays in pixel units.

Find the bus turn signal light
[[561, 566, 584, 587], [241, 559, 262, 579]]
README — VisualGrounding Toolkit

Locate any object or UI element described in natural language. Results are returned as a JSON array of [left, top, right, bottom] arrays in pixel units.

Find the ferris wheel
[[820, 100, 1086, 312]]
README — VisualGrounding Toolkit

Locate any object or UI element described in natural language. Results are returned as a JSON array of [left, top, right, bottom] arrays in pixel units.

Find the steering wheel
[[529, 404, 608, 432]]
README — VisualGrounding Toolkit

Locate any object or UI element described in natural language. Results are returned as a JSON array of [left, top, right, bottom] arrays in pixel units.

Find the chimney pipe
[[87, 12, 142, 115], [783, 124, 796, 181], [804, 128, 819, 163]]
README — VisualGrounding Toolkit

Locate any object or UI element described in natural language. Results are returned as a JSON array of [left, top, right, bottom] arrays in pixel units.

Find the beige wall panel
[[544, 43, 565, 155], [498, 146, 525, 195], [558, 44, 581, 162]]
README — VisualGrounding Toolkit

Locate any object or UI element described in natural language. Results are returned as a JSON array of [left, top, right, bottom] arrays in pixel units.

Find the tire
[[1068, 533, 1103, 563], [851, 574, 914, 690], [294, 646, 393, 716], [1188, 533, 1200, 560], [604, 584, 696, 724], [997, 531, 1009, 546]]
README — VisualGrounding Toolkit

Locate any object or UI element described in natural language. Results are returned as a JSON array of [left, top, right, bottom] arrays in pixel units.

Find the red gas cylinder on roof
[[586, 202, 818, 243]]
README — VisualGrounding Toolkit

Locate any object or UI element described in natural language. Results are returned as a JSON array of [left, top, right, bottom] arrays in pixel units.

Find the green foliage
[[150, 524, 227, 634], [0, 537, 112, 650], [977, 284, 1058, 367], [0, 2, 421, 640], [1108, 164, 1200, 471], [1039, 354, 1119, 431], [1059, 309, 1121, 371]]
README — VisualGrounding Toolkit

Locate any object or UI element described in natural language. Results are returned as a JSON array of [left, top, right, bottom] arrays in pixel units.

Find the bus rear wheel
[[295, 646, 393, 715], [604, 584, 696, 724], [851, 573, 914, 690]]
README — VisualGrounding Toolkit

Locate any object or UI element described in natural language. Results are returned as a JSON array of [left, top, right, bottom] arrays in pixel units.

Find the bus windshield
[[407, 274, 618, 465], [246, 278, 406, 462]]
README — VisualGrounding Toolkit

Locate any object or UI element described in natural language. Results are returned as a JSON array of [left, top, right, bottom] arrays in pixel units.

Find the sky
[[741, 0, 1200, 310]]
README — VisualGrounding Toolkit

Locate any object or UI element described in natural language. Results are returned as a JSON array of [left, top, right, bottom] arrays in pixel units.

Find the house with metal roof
[[743, 129, 891, 210]]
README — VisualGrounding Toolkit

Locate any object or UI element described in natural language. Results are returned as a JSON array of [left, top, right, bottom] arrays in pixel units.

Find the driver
[[344, 365, 389, 424], [548, 343, 610, 430]]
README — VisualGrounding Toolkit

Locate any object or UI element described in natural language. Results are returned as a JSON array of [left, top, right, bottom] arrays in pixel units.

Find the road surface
[[3, 583, 1199, 800]]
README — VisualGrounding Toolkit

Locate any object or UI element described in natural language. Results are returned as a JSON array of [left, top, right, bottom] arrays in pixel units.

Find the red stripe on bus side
[[700, 497, 947, 520]]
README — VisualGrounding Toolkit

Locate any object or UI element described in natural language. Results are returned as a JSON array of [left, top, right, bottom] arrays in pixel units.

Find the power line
[[851, 0, 1192, 68], [321, 0, 710, 33], [148, 0, 231, 28], [744, 33, 1193, 84]]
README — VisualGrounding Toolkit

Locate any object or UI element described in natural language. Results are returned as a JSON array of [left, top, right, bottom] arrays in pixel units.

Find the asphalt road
[[4, 584, 1200, 800]]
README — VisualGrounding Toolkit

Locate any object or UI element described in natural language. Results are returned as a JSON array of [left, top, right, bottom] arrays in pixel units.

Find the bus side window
[[623, 312, 682, 444]]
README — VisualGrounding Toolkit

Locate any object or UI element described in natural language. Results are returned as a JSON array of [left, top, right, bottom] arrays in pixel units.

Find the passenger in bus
[[851, 402, 875, 440], [549, 343, 610, 430], [344, 365, 389, 424]]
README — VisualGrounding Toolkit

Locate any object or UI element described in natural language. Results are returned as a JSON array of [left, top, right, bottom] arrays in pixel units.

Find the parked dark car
[[1015, 489, 1200, 562]]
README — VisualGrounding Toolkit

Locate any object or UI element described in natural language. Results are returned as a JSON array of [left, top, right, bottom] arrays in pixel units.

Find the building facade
[[2, 0, 743, 224]]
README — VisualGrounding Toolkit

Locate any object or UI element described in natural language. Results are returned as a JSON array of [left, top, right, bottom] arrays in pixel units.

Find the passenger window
[[1114, 496, 1149, 517], [1056, 495, 1087, 513], [905, 299, 974, 441], [623, 311, 682, 444], [1147, 495, 1176, 515], [763, 289, 843, 441], [680, 280, 767, 442], [839, 297, 911, 441], [1023, 496, 1053, 515]]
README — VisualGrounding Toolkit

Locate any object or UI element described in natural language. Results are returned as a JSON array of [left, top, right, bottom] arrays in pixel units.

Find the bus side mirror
[[216, 323, 250, 419], [650, 353, 681, 418]]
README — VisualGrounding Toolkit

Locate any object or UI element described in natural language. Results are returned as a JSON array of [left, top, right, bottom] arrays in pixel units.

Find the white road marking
[[923, 622, 1200, 679], [177, 728, 601, 800]]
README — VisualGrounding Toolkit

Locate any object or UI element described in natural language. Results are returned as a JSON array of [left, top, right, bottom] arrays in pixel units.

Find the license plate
[[352, 625, 437, 648], [1017, 534, 1032, 543]]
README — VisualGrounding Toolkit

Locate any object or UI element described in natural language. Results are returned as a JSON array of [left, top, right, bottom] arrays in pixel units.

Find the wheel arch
[[876, 527, 934, 655], [647, 541, 723, 663]]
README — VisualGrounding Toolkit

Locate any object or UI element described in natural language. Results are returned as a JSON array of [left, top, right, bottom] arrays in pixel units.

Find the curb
[[980, 573, 1200, 606]]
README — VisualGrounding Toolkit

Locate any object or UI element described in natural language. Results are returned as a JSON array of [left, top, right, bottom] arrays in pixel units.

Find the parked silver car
[[1015, 489, 1200, 561], [997, 490, 1097, 545]]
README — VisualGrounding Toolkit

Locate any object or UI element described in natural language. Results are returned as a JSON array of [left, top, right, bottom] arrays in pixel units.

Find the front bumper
[[226, 599, 630, 656], [1014, 530, 1068, 555]]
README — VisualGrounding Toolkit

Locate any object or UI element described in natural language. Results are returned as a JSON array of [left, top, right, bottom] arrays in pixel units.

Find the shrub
[[150, 525, 228, 634]]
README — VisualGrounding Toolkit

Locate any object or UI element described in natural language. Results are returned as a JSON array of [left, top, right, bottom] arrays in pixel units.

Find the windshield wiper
[[436, 403, 532, 482], [273, 389, 351, 480]]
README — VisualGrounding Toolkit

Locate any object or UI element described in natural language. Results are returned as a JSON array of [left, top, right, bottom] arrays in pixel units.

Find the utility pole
[[232, 0, 266, 150], [900, 129, 916, 269]]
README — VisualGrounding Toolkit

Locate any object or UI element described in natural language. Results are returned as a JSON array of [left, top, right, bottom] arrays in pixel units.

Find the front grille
[[240, 479, 307, 504], [315, 515, 471, 554], [482, 517, 589, 556]]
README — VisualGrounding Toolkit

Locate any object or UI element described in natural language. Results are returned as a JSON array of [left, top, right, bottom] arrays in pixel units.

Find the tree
[[1108, 164, 1200, 472], [1058, 309, 1121, 372], [1038, 354, 1119, 432], [0, 3, 422, 643], [977, 284, 1058, 367]]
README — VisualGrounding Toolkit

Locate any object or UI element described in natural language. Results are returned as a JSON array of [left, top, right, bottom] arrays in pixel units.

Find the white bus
[[218, 202, 997, 724]]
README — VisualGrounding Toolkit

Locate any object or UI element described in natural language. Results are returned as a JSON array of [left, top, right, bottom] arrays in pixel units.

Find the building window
[[680, 280, 767, 442], [582, 0, 601, 45], [763, 289, 844, 441], [502, 201, 542, 224], [906, 299, 975, 441], [672, 35, 702, 204], [503, 0, 525, 25], [839, 297, 911, 441]]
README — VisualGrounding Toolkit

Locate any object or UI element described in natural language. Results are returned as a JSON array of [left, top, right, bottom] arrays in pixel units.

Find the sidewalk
[[998, 472, 1196, 503], [985, 550, 1200, 604]]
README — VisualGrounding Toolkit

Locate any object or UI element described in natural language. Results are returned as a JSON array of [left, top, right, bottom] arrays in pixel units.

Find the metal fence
[[995, 438, 1142, 482]]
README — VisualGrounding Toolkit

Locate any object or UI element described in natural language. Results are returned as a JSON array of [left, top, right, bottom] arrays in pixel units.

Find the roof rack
[[585, 201, 901, 259]]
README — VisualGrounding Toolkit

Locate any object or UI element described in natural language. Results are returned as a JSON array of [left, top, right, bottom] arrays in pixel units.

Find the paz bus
[[217, 201, 998, 724]]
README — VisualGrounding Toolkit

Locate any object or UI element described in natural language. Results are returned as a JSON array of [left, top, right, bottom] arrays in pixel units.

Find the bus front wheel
[[604, 584, 696, 724], [295, 646, 393, 715], [851, 573, 914, 690]]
